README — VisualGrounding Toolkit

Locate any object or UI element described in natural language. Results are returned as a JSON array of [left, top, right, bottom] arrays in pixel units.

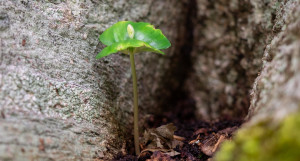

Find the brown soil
[[113, 114, 243, 161]]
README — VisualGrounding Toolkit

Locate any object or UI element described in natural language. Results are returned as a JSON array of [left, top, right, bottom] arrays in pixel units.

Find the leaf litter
[[113, 119, 242, 161]]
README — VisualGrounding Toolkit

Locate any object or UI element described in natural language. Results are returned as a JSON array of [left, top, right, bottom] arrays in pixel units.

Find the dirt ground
[[113, 101, 243, 161]]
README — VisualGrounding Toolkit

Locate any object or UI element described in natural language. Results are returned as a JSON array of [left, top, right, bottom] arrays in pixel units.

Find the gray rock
[[214, 0, 300, 160], [185, 0, 298, 120], [0, 0, 182, 159], [247, 0, 300, 124], [186, 0, 266, 119]]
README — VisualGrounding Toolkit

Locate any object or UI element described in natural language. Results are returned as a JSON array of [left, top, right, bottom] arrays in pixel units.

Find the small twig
[[212, 135, 225, 152], [189, 135, 201, 144], [173, 135, 186, 141]]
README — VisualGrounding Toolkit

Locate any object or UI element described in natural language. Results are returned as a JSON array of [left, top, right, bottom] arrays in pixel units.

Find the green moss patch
[[214, 113, 300, 161]]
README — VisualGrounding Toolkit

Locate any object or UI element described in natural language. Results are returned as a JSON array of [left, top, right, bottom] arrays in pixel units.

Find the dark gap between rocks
[[154, 0, 197, 122]]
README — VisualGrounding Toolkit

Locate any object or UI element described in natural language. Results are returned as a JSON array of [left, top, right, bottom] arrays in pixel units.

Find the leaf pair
[[96, 21, 171, 59]]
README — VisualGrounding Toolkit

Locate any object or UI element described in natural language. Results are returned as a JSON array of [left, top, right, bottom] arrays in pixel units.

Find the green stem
[[129, 50, 140, 155]]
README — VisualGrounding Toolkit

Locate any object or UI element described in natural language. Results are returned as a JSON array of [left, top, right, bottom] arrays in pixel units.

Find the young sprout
[[96, 21, 171, 155]]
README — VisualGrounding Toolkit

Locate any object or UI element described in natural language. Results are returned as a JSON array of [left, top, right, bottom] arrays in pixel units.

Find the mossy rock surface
[[215, 0, 300, 160], [215, 113, 300, 161]]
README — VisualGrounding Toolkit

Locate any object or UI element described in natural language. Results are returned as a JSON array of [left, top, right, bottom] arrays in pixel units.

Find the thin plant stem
[[129, 50, 140, 155]]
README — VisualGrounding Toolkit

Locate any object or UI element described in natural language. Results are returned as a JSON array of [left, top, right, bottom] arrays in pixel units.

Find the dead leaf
[[140, 148, 171, 154], [193, 128, 208, 136], [146, 151, 175, 161], [140, 148, 180, 157], [141, 124, 182, 160], [171, 139, 184, 149], [142, 123, 178, 149], [200, 134, 226, 156], [155, 124, 177, 140], [164, 150, 180, 157]]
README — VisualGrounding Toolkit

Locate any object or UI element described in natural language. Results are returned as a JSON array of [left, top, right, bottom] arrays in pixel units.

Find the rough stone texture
[[186, 0, 268, 119], [215, 0, 300, 160], [0, 0, 182, 160], [2, 0, 300, 159], [186, 0, 296, 120], [247, 0, 300, 123]]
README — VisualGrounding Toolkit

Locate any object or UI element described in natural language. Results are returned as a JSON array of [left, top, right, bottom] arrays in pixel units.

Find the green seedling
[[96, 21, 171, 155]]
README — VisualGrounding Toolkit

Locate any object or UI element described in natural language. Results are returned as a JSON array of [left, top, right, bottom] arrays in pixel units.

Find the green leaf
[[96, 39, 165, 59], [133, 22, 170, 49], [97, 21, 171, 59], [99, 21, 131, 46]]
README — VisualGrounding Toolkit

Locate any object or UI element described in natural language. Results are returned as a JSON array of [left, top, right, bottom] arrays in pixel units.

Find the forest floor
[[113, 103, 243, 161]]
